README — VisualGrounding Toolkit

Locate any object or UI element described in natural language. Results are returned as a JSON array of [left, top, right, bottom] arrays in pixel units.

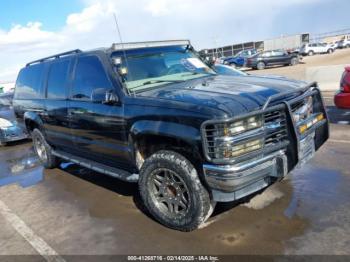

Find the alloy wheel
[[34, 135, 47, 162], [149, 168, 190, 218]]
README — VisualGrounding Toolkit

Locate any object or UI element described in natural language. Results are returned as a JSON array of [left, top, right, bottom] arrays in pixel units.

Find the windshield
[[112, 46, 216, 92]]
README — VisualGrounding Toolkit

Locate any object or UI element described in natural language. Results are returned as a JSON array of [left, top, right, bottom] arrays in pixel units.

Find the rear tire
[[139, 150, 215, 231], [31, 128, 59, 169], [257, 62, 265, 70]]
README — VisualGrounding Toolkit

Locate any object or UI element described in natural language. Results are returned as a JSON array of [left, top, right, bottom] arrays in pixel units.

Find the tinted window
[[71, 56, 112, 101], [261, 52, 271, 57], [15, 63, 45, 99], [47, 59, 70, 99], [272, 51, 285, 56]]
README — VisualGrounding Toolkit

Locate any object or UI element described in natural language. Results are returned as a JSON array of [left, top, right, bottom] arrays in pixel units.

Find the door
[[261, 51, 274, 65], [313, 43, 322, 53], [68, 54, 130, 169], [271, 50, 290, 65], [43, 57, 75, 151]]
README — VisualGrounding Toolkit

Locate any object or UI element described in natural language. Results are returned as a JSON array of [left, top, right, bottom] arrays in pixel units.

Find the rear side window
[[15, 63, 45, 99], [71, 56, 112, 101], [47, 59, 70, 99]]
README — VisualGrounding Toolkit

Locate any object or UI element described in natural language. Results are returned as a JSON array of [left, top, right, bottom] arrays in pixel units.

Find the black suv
[[13, 40, 329, 231]]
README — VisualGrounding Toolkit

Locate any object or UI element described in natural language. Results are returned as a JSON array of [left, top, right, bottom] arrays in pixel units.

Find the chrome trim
[[213, 127, 265, 144], [203, 150, 285, 174], [203, 150, 288, 201]]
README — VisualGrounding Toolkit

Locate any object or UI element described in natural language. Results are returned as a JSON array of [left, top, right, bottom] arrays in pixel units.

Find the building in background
[[201, 33, 309, 59]]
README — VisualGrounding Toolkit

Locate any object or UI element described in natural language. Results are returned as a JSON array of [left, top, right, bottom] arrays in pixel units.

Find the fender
[[130, 120, 201, 147], [129, 120, 212, 192], [23, 111, 44, 132]]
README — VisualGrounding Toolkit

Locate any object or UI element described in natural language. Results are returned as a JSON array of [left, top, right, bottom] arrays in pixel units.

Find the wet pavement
[[0, 100, 349, 256]]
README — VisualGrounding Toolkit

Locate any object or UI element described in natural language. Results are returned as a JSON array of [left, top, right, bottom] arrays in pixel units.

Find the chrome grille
[[264, 110, 288, 147], [204, 124, 218, 159]]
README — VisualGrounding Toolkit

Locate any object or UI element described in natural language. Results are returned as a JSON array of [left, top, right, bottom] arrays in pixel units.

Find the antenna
[[113, 13, 132, 95]]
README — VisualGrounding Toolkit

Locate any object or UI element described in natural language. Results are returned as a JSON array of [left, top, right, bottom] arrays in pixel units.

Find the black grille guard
[[201, 81, 329, 164], [262, 81, 318, 110]]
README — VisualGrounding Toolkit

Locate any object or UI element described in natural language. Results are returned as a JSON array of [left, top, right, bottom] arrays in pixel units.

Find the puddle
[[0, 145, 44, 187], [284, 163, 350, 254]]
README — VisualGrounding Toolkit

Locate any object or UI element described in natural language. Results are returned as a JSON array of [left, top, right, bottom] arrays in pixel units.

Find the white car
[[339, 39, 350, 49], [300, 43, 334, 56]]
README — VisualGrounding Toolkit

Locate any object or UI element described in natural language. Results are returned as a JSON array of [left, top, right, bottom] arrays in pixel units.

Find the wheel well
[[134, 134, 212, 196], [134, 135, 204, 172], [25, 119, 39, 133]]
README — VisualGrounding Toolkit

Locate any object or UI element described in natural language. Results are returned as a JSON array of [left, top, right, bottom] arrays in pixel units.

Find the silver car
[[0, 93, 28, 146]]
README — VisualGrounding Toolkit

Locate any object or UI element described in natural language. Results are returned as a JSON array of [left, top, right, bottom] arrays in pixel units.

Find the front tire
[[308, 50, 314, 56], [32, 128, 59, 169], [327, 48, 333, 54], [290, 57, 298, 66], [139, 150, 215, 231], [257, 62, 265, 70]]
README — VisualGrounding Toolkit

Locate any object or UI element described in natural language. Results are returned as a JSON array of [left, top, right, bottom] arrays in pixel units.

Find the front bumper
[[203, 151, 288, 202]]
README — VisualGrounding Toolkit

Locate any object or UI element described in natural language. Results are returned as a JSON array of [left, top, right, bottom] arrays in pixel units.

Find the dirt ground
[[0, 49, 350, 259]]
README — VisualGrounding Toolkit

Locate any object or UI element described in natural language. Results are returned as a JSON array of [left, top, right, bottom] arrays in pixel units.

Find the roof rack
[[26, 49, 82, 67], [111, 40, 191, 51]]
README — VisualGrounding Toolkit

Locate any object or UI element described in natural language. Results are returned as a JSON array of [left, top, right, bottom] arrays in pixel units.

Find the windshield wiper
[[129, 79, 185, 90]]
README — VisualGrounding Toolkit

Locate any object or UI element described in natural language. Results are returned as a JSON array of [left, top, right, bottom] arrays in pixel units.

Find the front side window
[[112, 46, 216, 93], [47, 59, 70, 99], [262, 52, 271, 57], [71, 56, 112, 101], [272, 51, 285, 56]]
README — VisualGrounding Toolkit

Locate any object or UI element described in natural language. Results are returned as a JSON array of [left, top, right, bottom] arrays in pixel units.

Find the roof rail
[[111, 40, 191, 51], [26, 49, 82, 67]]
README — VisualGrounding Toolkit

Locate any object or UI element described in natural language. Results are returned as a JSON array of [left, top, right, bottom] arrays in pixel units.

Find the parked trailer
[[263, 33, 309, 51]]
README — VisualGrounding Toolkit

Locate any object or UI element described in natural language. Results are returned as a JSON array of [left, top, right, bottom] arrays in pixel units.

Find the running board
[[52, 150, 139, 183]]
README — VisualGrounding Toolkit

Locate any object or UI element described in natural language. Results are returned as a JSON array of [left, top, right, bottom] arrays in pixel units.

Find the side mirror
[[91, 88, 119, 105]]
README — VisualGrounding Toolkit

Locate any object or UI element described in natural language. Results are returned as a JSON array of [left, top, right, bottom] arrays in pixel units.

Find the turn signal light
[[299, 113, 324, 134]]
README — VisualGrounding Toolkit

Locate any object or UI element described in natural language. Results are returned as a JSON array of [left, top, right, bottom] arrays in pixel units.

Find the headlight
[[211, 115, 264, 159], [215, 115, 263, 137], [215, 138, 263, 159], [0, 118, 14, 128]]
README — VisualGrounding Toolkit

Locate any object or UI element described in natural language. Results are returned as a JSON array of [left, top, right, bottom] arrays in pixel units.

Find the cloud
[[0, 0, 339, 82]]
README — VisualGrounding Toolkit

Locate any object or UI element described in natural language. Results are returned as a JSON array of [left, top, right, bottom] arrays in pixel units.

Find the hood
[[140, 75, 308, 117]]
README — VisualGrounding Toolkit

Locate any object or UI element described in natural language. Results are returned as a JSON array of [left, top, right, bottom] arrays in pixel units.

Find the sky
[[0, 0, 349, 83]]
